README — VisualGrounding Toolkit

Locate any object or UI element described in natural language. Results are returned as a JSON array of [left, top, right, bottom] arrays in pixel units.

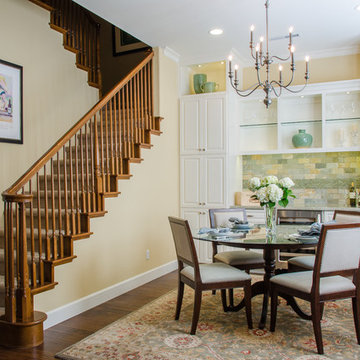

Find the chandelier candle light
[[228, 0, 310, 108], [249, 176, 296, 239]]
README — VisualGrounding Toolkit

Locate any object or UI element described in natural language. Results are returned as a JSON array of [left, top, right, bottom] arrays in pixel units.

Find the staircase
[[0, 0, 162, 349], [30, 0, 102, 90]]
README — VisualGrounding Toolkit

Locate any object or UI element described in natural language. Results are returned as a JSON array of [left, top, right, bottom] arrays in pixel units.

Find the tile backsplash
[[242, 152, 360, 208]]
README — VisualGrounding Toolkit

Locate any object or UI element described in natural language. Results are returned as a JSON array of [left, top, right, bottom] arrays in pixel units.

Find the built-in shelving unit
[[236, 79, 360, 155]]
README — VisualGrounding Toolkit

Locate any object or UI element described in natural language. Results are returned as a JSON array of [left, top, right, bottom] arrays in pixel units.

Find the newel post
[[0, 193, 47, 348]]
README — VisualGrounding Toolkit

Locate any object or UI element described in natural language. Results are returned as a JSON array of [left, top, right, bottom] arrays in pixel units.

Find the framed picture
[[112, 26, 151, 56], [0, 59, 23, 144]]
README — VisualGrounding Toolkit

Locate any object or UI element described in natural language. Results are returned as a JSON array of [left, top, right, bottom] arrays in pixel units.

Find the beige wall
[[0, 0, 98, 194], [1, 0, 179, 314], [242, 53, 360, 88], [35, 48, 179, 311]]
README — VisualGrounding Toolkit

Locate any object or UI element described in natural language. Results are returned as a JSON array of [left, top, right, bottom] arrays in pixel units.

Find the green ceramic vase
[[292, 129, 313, 148], [193, 74, 207, 94]]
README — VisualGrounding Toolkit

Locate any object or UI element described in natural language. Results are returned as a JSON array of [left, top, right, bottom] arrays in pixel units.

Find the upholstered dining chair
[[168, 216, 252, 335], [288, 210, 360, 272], [270, 222, 360, 355], [209, 208, 264, 272]]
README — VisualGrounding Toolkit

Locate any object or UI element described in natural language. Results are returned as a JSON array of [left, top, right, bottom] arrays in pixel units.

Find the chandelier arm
[[281, 81, 308, 94], [282, 70, 295, 88], [270, 82, 282, 98], [229, 79, 263, 93], [256, 67, 263, 88], [250, 47, 257, 60], [233, 83, 263, 97], [270, 55, 291, 62]]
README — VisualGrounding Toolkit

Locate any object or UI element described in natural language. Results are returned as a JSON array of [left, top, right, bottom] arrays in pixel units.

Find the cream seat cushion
[[181, 263, 251, 284], [270, 271, 355, 295], [214, 250, 264, 266], [288, 255, 315, 270]]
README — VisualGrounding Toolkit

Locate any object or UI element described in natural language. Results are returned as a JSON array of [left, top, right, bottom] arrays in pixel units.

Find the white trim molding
[[164, 46, 180, 63], [43, 260, 177, 329]]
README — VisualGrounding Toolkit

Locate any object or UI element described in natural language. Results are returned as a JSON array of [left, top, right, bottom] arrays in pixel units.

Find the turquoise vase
[[292, 129, 313, 148], [193, 74, 207, 94]]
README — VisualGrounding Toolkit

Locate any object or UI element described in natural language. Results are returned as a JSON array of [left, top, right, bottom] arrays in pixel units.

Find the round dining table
[[193, 225, 318, 329]]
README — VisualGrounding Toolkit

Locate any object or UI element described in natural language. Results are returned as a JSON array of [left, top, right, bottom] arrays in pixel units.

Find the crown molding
[[163, 46, 180, 63]]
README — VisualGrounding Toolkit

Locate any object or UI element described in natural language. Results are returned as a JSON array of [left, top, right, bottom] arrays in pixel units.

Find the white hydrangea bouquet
[[249, 175, 295, 237]]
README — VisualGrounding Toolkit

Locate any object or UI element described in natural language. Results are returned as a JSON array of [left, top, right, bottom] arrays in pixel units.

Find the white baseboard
[[44, 260, 177, 329]]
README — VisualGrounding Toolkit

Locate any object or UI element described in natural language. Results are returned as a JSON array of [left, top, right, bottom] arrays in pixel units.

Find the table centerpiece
[[249, 176, 296, 239]]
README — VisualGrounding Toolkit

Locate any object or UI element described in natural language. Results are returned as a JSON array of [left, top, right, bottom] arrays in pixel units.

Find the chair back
[[312, 223, 360, 291], [168, 217, 200, 271], [209, 208, 247, 228], [333, 210, 360, 224]]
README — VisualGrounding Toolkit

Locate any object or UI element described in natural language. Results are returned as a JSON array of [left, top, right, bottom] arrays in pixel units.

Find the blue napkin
[[298, 220, 336, 237]]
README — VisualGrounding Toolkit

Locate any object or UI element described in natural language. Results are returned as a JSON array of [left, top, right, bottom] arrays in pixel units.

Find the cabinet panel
[[204, 156, 226, 207], [180, 94, 226, 155], [181, 99, 200, 153], [181, 208, 211, 263], [204, 96, 226, 153], [181, 157, 201, 207]]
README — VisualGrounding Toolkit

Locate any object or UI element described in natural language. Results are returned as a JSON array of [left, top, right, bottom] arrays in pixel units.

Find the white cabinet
[[180, 92, 229, 263], [238, 79, 360, 155], [180, 93, 226, 154], [181, 208, 212, 263], [180, 155, 226, 208]]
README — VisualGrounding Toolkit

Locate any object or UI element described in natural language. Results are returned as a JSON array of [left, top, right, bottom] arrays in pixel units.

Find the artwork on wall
[[0, 59, 23, 144], [112, 26, 151, 56]]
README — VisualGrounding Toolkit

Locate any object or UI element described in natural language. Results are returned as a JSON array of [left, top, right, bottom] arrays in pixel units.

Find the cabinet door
[[180, 157, 202, 207], [203, 96, 226, 153], [180, 98, 201, 154], [203, 156, 226, 208], [181, 208, 212, 263]]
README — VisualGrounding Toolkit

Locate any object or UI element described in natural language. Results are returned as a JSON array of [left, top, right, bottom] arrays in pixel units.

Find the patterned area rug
[[55, 282, 359, 360]]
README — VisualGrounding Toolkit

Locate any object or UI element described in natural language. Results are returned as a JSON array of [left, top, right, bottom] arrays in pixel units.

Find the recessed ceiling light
[[198, 64, 202, 68], [355, 4, 360, 11], [209, 28, 223, 36], [346, 91, 351, 94]]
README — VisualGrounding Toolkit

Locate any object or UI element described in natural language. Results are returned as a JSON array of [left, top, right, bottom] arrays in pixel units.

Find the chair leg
[[311, 301, 324, 355], [229, 288, 234, 307], [244, 282, 253, 329], [175, 280, 184, 320], [352, 296, 360, 344], [270, 288, 278, 332], [190, 289, 202, 335], [320, 302, 325, 320], [221, 289, 228, 311]]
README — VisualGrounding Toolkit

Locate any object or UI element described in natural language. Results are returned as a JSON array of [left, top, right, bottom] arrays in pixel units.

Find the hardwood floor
[[0, 271, 178, 360]]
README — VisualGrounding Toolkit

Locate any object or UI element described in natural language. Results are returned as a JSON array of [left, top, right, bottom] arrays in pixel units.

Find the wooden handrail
[[3, 51, 153, 196]]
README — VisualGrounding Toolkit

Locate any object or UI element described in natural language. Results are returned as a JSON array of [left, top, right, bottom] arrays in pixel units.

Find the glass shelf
[[325, 117, 360, 122], [239, 122, 277, 128], [280, 119, 322, 126]]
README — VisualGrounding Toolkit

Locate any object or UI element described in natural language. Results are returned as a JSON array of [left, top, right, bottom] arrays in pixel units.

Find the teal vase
[[292, 129, 313, 148], [193, 74, 207, 94]]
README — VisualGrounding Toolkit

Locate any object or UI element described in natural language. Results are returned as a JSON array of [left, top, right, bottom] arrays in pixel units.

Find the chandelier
[[228, 0, 310, 108]]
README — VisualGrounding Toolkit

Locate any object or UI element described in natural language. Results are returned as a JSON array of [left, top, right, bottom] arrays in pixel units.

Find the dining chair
[[288, 210, 360, 272], [209, 208, 264, 272], [270, 222, 360, 354], [168, 216, 252, 335]]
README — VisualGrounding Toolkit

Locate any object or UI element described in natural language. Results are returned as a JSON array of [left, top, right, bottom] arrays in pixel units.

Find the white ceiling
[[74, 0, 360, 65]]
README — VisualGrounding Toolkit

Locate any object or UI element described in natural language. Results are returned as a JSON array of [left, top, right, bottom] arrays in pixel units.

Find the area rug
[[55, 283, 360, 360]]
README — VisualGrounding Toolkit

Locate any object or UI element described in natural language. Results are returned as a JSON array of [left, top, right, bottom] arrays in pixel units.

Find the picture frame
[[0, 59, 23, 144], [112, 26, 151, 56]]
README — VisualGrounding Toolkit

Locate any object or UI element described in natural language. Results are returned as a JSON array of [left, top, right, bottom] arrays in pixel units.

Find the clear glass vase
[[265, 204, 277, 240]]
